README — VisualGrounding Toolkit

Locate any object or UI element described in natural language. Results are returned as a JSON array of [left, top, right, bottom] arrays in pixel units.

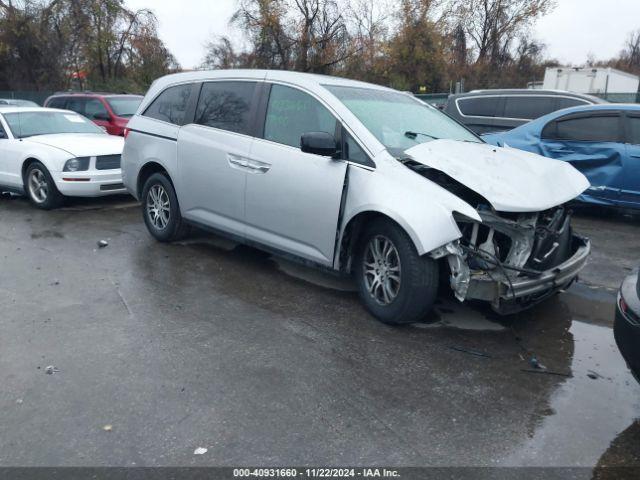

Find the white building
[[543, 67, 639, 94]]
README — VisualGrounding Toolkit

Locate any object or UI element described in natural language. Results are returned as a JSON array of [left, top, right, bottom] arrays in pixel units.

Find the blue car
[[483, 104, 640, 208]]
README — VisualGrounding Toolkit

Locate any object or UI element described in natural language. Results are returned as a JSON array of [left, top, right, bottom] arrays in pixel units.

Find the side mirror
[[93, 112, 111, 121], [300, 132, 339, 157]]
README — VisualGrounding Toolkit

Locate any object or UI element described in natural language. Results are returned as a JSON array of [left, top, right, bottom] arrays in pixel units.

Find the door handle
[[247, 160, 271, 174], [228, 155, 250, 169]]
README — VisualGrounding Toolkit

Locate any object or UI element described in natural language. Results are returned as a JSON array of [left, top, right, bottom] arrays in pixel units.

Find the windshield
[[325, 85, 482, 153], [106, 96, 143, 117], [4, 111, 104, 138]]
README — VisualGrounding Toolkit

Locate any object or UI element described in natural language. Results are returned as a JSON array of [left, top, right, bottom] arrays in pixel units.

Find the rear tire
[[355, 218, 439, 324], [141, 173, 190, 242], [24, 162, 64, 210]]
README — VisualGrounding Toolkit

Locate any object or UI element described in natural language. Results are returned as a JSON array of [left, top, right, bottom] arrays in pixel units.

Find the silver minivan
[[122, 70, 591, 324]]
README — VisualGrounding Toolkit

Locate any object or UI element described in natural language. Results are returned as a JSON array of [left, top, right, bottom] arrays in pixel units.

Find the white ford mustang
[[0, 107, 126, 209]]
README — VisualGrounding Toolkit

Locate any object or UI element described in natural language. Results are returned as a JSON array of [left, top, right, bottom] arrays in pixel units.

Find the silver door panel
[[244, 140, 348, 266], [177, 125, 251, 238]]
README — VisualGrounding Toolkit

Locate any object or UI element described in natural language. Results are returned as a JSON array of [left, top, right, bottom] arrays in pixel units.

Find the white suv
[[122, 70, 591, 324]]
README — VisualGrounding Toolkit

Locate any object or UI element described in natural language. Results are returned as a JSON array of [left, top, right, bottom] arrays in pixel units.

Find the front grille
[[95, 155, 121, 170], [100, 183, 125, 191]]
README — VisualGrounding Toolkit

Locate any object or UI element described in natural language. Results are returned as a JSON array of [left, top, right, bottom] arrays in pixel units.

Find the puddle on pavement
[[500, 319, 640, 467]]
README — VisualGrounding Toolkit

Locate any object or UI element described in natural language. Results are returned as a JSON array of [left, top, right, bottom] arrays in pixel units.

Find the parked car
[[122, 70, 591, 324], [615, 268, 640, 383], [0, 107, 126, 209], [483, 104, 640, 209], [443, 89, 605, 134], [0, 99, 39, 107], [44, 92, 143, 136]]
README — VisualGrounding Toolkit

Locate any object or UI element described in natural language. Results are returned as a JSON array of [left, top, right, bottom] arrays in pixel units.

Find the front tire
[[355, 219, 439, 324], [25, 162, 63, 210], [141, 173, 190, 242]]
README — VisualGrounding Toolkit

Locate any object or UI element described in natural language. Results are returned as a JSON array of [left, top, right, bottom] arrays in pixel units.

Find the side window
[[556, 98, 588, 110], [65, 98, 85, 115], [628, 116, 640, 145], [194, 81, 255, 135], [47, 97, 67, 109], [0, 122, 7, 139], [143, 84, 193, 126], [503, 96, 557, 120], [457, 97, 500, 117], [264, 84, 336, 149], [542, 114, 621, 142], [85, 99, 109, 119]]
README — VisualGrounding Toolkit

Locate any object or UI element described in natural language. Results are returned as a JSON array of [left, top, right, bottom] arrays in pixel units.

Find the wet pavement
[[0, 195, 639, 471]]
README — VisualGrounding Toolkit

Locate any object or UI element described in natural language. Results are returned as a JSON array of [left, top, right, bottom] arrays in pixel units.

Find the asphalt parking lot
[[0, 194, 639, 470]]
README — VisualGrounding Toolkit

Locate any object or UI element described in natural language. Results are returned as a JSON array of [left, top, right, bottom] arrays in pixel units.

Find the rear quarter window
[[143, 84, 193, 126]]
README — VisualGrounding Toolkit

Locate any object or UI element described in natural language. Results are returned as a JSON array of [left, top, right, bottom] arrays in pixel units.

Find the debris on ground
[[44, 365, 59, 375], [529, 356, 546, 370], [97, 240, 109, 248], [193, 447, 208, 455], [448, 345, 492, 358], [103, 425, 113, 432], [15, 399, 23, 405], [50, 280, 60, 286], [587, 370, 602, 380]]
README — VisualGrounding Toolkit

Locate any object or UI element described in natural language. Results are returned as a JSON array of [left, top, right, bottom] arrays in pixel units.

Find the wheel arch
[[137, 161, 174, 199], [21, 157, 44, 183], [335, 207, 445, 272]]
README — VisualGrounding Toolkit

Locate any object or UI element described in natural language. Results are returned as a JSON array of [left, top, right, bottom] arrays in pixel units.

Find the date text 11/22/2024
[[233, 468, 400, 478]]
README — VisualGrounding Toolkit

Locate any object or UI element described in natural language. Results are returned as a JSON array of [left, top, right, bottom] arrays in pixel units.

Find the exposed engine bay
[[401, 159, 590, 313]]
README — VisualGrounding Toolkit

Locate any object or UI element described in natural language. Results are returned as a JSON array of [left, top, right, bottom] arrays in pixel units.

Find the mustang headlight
[[63, 157, 90, 172]]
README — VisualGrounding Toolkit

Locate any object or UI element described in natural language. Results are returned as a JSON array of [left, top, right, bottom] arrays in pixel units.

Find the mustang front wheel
[[25, 162, 63, 209]]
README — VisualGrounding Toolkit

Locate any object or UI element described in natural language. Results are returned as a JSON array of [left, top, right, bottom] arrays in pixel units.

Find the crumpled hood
[[404, 139, 590, 212], [24, 134, 124, 157]]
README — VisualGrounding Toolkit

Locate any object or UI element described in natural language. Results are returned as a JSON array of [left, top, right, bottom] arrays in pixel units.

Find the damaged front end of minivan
[[429, 208, 590, 313], [402, 141, 591, 314]]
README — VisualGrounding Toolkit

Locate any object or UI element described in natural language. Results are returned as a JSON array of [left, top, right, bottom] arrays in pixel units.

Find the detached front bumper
[[466, 234, 591, 313], [52, 170, 127, 197]]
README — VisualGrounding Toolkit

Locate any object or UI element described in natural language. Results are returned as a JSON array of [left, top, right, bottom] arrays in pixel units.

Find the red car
[[44, 93, 143, 136]]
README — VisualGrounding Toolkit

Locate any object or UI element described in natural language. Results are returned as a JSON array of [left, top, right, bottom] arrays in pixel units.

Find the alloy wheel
[[146, 184, 170, 230], [28, 168, 49, 203], [363, 235, 402, 305]]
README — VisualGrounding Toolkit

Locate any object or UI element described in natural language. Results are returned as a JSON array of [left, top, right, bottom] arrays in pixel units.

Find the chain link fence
[[0, 91, 57, 106]]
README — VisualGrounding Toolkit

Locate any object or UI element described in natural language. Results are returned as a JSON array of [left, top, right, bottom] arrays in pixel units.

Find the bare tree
[[453, 0, 555, 64], [621, 30, 640, 70]]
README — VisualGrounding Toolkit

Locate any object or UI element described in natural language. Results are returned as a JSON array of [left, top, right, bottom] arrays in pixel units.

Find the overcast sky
[[126, 0, 640, 70]]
